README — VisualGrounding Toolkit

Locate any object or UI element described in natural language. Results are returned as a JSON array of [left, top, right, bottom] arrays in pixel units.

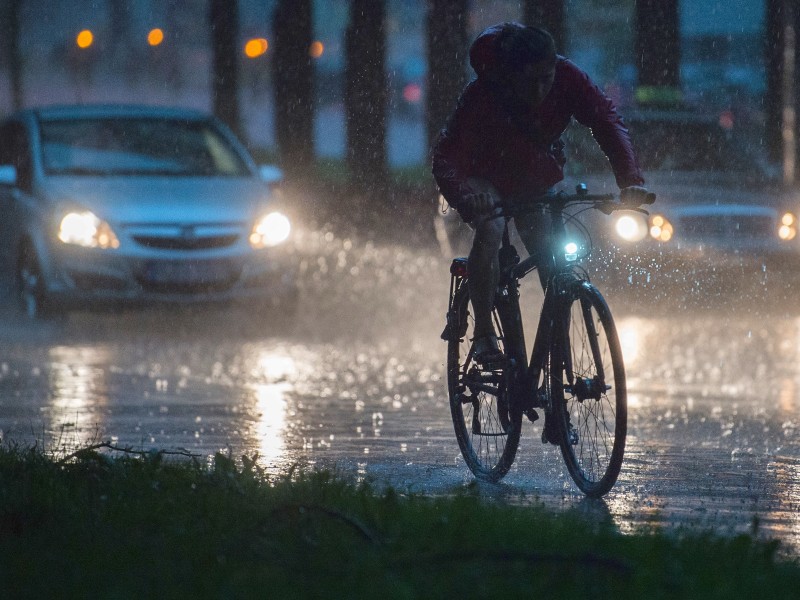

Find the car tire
[[16, 243, 65, 322]]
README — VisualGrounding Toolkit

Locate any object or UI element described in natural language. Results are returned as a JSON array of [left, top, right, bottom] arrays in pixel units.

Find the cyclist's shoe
[[542, 413, 578, 445], [472, 334, 505, 368], [542, 416, 561, 445]]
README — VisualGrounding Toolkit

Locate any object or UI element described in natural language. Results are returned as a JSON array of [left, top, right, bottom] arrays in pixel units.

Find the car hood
[[38, 176, 273, 224]]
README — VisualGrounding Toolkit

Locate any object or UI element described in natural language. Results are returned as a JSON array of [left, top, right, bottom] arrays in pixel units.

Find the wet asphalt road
[[3, 228, 800, 550]]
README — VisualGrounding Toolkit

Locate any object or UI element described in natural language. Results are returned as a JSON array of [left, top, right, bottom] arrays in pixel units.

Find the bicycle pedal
[[524, 408, 539, 423]]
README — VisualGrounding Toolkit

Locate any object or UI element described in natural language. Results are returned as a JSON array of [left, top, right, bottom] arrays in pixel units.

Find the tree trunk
[[522, 0, 566, 54], [272, 0, 314, 176], [634, 0, 681, 106], [345, 0, 388, 191], [765, 0, 799, 182], [209, 0, 242, 139], [1, 0, 24, 110], [426, 0, 469, 153]]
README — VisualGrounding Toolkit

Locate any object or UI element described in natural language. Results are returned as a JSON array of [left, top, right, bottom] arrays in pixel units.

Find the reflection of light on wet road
[[616, 316, 650, 368], [250, 350, 298, 470], [253, 382, 289, 468], [47, 345, 112, 448]]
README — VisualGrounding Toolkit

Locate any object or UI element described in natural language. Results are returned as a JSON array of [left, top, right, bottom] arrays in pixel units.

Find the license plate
[[143, 260, 234, 284]]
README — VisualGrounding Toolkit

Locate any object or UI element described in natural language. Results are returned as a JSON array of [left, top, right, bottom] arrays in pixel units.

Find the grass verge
[[2, 442, 799, 598]]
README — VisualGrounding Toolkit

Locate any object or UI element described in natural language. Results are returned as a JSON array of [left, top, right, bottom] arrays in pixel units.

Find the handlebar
[[472, 184, 656, 225], [505, 184, 656, 217]]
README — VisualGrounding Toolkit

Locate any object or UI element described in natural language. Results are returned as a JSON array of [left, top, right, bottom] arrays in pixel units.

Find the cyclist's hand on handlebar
[[462, 190, 500, 216], [620, 185, 656, 205]]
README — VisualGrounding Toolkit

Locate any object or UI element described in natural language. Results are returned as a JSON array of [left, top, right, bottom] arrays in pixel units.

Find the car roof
[[18, 104, 213, 122]]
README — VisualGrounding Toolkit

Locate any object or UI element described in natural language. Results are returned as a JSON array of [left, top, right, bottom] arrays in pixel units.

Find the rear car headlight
[[250, 211, 291, 248], [614, 214, 648, 242], [58, 211, 120, 249], [779, 212, 797, 240], [649, 214, 673, 242]]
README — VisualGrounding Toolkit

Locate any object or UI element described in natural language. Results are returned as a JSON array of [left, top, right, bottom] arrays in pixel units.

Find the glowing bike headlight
[[249, 211, 291, 248], [58, 210, 120, 249], [564, 241, 579, 261]]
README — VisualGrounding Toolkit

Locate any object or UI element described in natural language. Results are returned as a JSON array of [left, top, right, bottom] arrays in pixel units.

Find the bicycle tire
[[447, 285, 522, 482], [550, 281, 626, 497]]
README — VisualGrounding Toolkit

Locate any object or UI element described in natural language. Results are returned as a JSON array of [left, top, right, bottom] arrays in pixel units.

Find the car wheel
[[16, 244, 63, 321]]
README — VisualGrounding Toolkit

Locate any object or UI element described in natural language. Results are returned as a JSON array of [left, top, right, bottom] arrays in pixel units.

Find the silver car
[[434, 110, 800, 267], [0, 104, 297, 319]]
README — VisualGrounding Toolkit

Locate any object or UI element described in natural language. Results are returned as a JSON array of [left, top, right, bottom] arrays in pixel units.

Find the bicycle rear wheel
[[551, 281, 626, 497], [447, 286, 521, 482]]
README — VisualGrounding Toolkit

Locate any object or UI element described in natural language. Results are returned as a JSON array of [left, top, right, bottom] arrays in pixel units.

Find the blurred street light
[[76, 29, 93, 49], [244, 38, 268, 58], [148, 28, 164, 47], [309, 40, 324, 58]]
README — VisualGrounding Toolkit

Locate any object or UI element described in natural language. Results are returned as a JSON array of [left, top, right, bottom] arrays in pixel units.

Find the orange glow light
[[309, 40, 324, 59], [76, 29, 94, 49], [148, 28, 164, 46], [245, 38, 268, 58]]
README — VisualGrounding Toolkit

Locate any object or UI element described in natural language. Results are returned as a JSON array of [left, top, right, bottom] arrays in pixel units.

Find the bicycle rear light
[[450, 258, 469, 277]]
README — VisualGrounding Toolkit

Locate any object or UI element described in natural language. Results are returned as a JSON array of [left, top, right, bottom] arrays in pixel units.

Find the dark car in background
[[0, 104, 297, 320], [435, 108, 800, 266]]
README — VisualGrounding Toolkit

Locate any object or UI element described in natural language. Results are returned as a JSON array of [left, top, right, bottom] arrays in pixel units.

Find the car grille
[[133, 234, 239, 250], [136, 259, 241, 293], [678, 215, 774, 241]]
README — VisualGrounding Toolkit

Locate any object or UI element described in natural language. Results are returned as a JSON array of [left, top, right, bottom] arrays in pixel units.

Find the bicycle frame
[[495, 197, 589, 414], [443, 184, 654, 493]]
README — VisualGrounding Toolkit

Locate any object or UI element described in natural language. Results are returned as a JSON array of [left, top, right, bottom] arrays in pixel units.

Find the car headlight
[[779, 212, 797, 240], [649, 214, 674, 242], [250, 211, 291, 248], [58, 211, 120, 249], [614, 213, 648, 242]]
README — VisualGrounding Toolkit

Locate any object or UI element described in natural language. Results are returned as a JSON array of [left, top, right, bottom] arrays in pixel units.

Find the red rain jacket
[[432, 25, 644, 213]]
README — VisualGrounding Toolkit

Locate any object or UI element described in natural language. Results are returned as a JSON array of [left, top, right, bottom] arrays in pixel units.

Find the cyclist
[[433, 22, 651, 365]]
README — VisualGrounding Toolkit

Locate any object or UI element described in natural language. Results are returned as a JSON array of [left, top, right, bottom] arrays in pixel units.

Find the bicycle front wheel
[[447, 286, 521, 482], [551, 281, 626, 497]]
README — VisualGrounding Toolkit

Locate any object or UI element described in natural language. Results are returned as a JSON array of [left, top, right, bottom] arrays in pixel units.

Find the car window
[[38, 118, 251, 177]]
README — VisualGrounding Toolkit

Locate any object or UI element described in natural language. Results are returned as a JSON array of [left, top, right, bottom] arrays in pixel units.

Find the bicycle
[[442, 184, 655, 497]]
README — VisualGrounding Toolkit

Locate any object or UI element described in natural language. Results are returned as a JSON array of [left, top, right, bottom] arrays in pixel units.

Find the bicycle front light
[[614, 214, 648, 242], [58, 210, 120, 249], [564, 241, 579, 261], [250, 211, 291, 248]]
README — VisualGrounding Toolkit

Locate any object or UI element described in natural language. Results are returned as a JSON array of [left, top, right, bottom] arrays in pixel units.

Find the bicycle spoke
[[555, 283, 626, 497], [447, 287, 521, 482]]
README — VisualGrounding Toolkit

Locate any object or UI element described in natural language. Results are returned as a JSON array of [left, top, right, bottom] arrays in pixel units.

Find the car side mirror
[[0, 165, 17, 186], [258, 164, 283, 187]]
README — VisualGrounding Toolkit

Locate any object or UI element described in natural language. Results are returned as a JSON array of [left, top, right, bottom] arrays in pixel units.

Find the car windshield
[[39, 117, 251, 176]]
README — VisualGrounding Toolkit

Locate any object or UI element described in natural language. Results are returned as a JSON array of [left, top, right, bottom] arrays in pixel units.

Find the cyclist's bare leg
[[468, 213, 505, 344]]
